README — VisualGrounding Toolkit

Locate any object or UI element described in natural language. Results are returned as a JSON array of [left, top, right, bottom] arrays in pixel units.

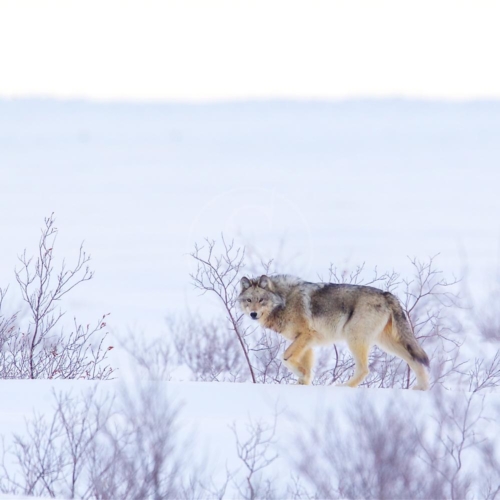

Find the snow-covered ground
[[0, 379, 499, 499], [1, 99, 500, 498]]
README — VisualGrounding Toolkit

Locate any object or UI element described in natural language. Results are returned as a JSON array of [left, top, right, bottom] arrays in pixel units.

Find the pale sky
[[1, 0, 499, 101]]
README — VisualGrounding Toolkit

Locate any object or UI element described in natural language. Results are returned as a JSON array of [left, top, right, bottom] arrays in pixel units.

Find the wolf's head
[[237, 275, 284, 321]]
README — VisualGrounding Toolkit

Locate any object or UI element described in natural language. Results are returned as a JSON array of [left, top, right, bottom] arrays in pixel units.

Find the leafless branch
[[231, 415, 279, 500], [0, 214, 115, 380], [190, 237, 256, 383]]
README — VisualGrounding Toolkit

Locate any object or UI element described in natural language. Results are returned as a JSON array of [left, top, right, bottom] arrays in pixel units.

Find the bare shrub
[[120, 328, 174, 381], [2, 383, 498, 500], [312, 345, 354, 386], [294, 390, 500, 500], [0, 388, 112, 498], [461, 277, 500, 393], [0, 383, 209, 500], [190, 237, 257, 383], [249, 328, 294, 385], [417, 390, 485, 499], [171, 314, 243, 382], [294, 398, 436, 499], [467, 351, 500, 393], [230, 416, 279, 500], [0, 214, 114, 380], [230, 413, 310, 500], [87, 383, 193, 500], [121, 314, 243, 382], [467, 278, 500, 343], [0, 286, 20, 378]]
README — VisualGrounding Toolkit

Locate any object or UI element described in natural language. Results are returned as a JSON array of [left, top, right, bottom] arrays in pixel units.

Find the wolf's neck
[[263, 304, 286, 333]]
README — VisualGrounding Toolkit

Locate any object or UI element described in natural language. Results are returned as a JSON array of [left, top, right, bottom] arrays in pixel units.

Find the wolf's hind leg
[[297, 348, 314, 385], [341, 340, 370, 388], [377, 336, 429, 391], [283, 333, 314, 385]]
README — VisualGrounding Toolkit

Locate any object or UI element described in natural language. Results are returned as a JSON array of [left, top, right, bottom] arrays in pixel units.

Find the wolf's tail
[[383, 292, 430, 367]]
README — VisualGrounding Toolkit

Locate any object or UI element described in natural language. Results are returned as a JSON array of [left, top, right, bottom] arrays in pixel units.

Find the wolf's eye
[[259, 299, 263, 303], [246, 298, 252, 303]]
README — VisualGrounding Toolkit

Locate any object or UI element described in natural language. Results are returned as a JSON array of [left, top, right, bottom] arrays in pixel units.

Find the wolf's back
[[384, 292, 430, 367]]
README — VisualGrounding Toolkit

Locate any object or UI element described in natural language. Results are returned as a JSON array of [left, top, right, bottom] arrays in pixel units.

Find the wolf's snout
[[250, 312, 257, 319]]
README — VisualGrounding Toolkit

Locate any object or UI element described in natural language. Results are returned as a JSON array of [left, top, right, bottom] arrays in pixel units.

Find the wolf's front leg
[[339, 339, 370, 388], [298, 348, 314, 385], [283, 333, 314, 385]]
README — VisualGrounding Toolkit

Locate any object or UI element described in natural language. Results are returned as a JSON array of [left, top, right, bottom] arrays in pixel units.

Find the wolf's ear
[[240, 276, 251, 291], [258, 275, 273, 290]]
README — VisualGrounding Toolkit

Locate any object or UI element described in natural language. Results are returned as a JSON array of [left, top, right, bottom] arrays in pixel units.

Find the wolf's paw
[[336, 381, 356, 388], [297, 376, 311, 386], [412, 384, 429, 391], [283, 360, 310, 384]]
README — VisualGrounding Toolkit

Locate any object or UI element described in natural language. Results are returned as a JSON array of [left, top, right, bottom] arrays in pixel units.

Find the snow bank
[[1, 379, 499, 498]]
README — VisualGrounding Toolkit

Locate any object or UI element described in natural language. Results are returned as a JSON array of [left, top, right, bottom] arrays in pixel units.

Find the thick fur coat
[[238, 274, 429, 389]]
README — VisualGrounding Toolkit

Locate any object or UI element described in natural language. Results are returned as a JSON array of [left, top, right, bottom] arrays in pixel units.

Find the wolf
[[238, 274, 430, 390]]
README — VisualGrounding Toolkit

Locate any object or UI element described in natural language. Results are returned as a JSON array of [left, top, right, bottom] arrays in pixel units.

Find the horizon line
[[2, 95, 500, 106]]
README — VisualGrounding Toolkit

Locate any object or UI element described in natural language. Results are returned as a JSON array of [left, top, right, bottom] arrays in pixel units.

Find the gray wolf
[[238, 274, 430, 390]]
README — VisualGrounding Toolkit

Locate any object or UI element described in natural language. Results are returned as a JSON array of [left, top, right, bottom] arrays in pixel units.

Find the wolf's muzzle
[[250, 312, 257, 319]]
